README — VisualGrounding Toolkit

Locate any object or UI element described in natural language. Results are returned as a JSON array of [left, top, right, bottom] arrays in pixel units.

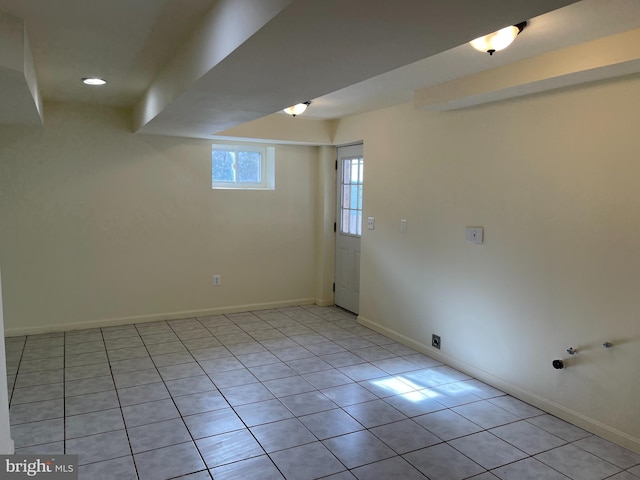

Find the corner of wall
[[314, 145, 336, 306]]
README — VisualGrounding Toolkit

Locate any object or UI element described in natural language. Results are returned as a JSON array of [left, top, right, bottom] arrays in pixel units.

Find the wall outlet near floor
[[465, 227, 484, 244], [432, 334, 441, 349], [213, 275, 221, 286]]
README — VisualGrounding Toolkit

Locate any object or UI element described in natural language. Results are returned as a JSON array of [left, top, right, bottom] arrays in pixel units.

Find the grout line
[[7, 337, 27, 407], [9, 305, 630, 479], [104, 325, 143, 480], [141, 316, 214, 476], [202, 308, 340, 479]]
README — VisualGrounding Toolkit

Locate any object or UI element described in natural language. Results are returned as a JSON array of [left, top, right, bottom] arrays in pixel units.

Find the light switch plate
[[465, 227, 483, 244], [400, 219, 407, 233]]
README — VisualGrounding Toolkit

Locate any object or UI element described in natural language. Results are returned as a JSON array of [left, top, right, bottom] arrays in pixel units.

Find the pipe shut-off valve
[[554, 342, 614, 369]]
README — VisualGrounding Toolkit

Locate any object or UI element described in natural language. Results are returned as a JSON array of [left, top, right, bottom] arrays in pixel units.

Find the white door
[[335, 144, 363, 314]]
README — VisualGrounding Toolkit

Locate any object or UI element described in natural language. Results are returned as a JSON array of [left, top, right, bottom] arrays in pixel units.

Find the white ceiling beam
[[132, 0, 293, 133], [213, 114, 338, 146], [415, 28, 640, 112], [134, 0, 579, 138], [0, 12, 43, 126]]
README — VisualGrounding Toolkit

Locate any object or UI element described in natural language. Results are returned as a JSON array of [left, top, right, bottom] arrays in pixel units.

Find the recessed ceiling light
[[82, 77, 107, 86]]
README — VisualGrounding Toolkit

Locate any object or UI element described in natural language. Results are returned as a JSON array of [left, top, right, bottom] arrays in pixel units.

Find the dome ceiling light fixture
[[470, 21, 527, 55], [283, 101, 311, 117], [82, 77, 107, 86]]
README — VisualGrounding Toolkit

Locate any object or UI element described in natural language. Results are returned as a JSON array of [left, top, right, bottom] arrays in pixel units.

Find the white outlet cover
[[465, 227, 484, 244], [367, 217, 375, 230]]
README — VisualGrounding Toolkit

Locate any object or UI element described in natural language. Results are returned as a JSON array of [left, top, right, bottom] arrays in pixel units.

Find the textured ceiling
[[0, 0, 639, 139], [0, 0, 216, 106]]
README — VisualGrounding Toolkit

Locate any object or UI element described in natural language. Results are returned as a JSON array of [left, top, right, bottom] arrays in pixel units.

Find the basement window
[[212, 145, 275, 190]]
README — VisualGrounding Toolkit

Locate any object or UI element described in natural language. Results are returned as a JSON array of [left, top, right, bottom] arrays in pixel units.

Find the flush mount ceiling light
[[81, 77, 107, 86], [470, 21, 527, 55], [283, 101, 311, 117]]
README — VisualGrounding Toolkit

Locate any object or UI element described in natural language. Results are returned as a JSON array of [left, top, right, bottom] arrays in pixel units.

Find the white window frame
[[212, 144, 275, 190]]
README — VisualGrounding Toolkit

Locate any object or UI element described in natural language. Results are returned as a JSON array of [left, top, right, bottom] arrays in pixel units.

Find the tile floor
[[4, 305, 640, 480]]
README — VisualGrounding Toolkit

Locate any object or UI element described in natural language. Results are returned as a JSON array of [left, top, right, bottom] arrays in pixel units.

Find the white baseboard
[[5, 298, 316, 337], [314, 297, 335, 307], [358, 315, 640, 455]]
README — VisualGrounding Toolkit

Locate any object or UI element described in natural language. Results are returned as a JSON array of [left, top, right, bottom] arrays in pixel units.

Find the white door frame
[[334, 143, 363, 314]]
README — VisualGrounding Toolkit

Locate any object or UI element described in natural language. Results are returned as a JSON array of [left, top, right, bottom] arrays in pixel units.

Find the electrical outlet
[[432, 334, 441, 350], [465, 227, 484, 244], [367, 217, 375, 230], [213, 275, 221, 286]]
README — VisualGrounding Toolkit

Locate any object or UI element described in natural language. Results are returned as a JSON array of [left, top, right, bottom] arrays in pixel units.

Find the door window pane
[[340, 157, 364, 236]]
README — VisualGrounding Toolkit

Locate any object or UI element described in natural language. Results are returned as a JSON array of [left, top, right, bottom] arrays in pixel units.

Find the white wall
[[0, 102, 321, 334], [2, 74, 639, 453], [334, 75, 640, 452]]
